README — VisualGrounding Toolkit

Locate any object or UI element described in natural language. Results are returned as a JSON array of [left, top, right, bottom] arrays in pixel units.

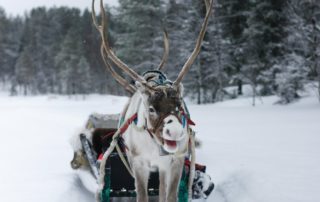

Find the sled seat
[[105, 153, 160, 198]]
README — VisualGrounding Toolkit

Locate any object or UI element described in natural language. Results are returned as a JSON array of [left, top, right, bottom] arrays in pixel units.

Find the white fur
[[122, 90, 189, 202]]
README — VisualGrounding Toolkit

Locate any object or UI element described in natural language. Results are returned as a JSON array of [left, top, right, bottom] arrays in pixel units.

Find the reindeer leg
[[159, 171, 166, 202], [166, 158, 184, 202], [132, 162, 149, 202]]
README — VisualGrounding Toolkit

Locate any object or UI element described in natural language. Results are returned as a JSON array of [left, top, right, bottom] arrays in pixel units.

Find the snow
[[0, 92, 319, 202]]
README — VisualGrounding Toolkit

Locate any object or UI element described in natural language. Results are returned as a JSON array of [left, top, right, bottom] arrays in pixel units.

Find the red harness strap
[[185, 159, 206, 172], [187, 118, 196, 126], [180, 110, 196, 126], [119, 113, 138, 134]]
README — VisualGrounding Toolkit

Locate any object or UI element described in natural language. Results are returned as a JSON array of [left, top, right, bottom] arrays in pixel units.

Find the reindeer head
[[92, 0, 213, 153], [134, 71, 186, 153]]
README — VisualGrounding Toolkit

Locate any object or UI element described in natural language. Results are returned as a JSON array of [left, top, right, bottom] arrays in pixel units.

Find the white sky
[[0, 0, 119, 16]]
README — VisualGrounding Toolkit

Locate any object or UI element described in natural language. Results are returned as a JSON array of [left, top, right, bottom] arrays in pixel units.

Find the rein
[[119, 113, 138, 134]]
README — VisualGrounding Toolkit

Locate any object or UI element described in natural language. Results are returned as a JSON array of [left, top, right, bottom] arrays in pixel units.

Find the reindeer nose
[[166, 129, 171, 136]]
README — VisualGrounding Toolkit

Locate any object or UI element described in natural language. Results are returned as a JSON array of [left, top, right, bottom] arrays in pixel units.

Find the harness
[[98, 71, 197, 201], [116, 105, 195, 152]]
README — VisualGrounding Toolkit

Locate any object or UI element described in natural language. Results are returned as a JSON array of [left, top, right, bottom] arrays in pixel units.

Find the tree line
[[0, 0, 319, 104]]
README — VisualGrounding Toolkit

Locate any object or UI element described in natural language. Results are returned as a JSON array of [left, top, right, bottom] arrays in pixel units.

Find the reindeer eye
[[167, 119, 173, 124], [149, 107, 156, 113]]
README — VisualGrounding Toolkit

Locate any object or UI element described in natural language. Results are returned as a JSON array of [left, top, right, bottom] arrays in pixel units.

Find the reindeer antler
[[100, 45, 136, 94], [157, 30, 169, 71], [92, 0, 148, 85], [92, 0, 213, 92], [92, 0, 171, 92], [92, 0, 135, 93], [173, 0, 214, 87]]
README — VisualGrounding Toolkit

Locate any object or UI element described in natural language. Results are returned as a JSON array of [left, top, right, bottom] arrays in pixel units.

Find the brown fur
[[147, 87, 182, 130]]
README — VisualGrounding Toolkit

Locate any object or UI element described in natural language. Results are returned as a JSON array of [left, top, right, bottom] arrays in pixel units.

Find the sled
[[70, 113, 214, 201]]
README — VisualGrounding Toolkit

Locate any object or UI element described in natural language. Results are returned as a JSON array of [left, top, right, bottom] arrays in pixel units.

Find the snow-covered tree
[[55, 26, 83, 95], [273, 54, 308, 104], [76, 56, 92, 95], [241, 0, 289, 105], [0, 1, 319, 102], [203, 0, 233, 103], [180, 0, 216, 104], [219, 0, 250, 96], [164, 0, 203, 103], [299, 0, 320, 101], [283, 0, 320, 102], [164, 0, 192, 76], [115, 0, 165, 72], [0, 9, 23, 86]]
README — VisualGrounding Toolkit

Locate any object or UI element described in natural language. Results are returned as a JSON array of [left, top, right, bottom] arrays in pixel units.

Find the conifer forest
[[0, 0, 319, 104]]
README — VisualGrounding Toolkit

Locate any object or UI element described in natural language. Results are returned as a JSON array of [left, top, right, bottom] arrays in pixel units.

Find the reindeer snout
[[165, 128, 182, 138], [163, 115, 184, 140]]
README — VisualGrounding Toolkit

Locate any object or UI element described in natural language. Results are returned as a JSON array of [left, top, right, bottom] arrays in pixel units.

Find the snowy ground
[[0, 91, 319, 202]]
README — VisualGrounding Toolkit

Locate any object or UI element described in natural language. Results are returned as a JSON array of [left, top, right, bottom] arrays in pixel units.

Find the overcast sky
[[0, 0, 119, 16]]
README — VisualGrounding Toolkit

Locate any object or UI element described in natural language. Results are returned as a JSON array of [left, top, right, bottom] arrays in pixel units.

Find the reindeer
[[91, 0, 213, 201]]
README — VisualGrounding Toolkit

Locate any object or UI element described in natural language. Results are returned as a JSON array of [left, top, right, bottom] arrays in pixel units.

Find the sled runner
[[70, 113, 214, 201]]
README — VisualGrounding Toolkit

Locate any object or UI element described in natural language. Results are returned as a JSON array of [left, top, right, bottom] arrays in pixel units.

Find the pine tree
[[203, 0, 234, 103], [0, 9, 23, 87], [219, 0, 250, 97], [179, 0, 209, 104], [14, 47, 34, 95], [55, 26, 83, 95], [81, 8, 116, 94], [76, 56, 92, 95], [298, 0, 320, 101], [273, 53, 307, 104], [164, 0, 190, 77], [115, 0, 165, 73], [0, 8, 9, 83], [241, 0, 288, 105], [264, 0, 310, 103]]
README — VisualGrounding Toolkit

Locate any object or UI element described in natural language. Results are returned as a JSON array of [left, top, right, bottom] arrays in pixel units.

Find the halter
[[143, 104, 195, 155], [149, 106, 195, 131], [117, 70, 196, 154], [117, 104, 195, 154]]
